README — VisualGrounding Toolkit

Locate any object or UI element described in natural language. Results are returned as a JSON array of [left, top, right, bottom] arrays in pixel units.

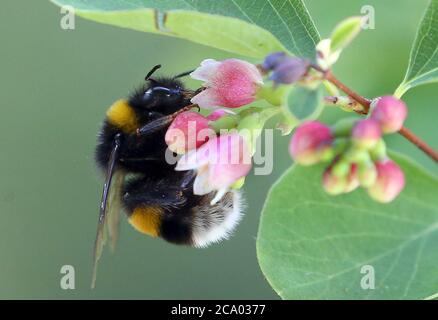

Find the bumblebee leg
[[123, 174, 192, 212], [119, 156, 162, 163], [181, 170, 196, 188], [136, 104, 197, 136]]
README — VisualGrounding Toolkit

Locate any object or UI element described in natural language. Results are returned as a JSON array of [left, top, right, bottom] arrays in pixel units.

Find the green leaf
[[51, 0, 320, 59], [257, 153, 438, 299], [330, 16, 364, 53], [395, 0, 438, 97], [284, 85, 324, 121]]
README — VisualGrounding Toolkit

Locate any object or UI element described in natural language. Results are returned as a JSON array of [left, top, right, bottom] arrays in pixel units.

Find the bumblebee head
[[142, 81, 185, 112], [129, 65, 194, 117]]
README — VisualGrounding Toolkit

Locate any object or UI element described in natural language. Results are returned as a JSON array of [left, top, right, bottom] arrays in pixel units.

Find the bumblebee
[[92, 65, 244, 287]]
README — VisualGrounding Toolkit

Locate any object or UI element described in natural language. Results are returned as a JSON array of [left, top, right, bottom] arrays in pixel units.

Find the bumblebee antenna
[[145, 64, 162, 81], [174, 69, 195, 79]]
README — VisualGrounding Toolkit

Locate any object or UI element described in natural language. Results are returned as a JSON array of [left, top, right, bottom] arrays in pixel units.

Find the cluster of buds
[[290, 96, 408, 203]]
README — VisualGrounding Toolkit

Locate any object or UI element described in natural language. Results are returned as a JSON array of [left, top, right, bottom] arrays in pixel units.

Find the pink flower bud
[[344, 163, 360, 193], [370, 96, 408, 133], [269, 57, 310, 84], [190, 59, 263, 109], [358, 161, 377, 187], [175, 133, 252, 204], [289, 121, 333, 165], [322, 167, 347, 195], [323, 163, 359, 195], [165, 112, 214, 154], [367, 159, 405, 203], [332, 159, 350, 177], [351, 119, 382, 149]]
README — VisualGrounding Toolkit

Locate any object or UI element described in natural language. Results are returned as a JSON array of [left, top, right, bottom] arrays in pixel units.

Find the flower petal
[[191, 88, 222, 109], [208, 134, 252, 189], [212, 59, 262, 107], [165, 111, 211, 154], [178, 133, 252, 198], [190, 59, 221, 83], [193, 166, 215, 195], [218, 59, 263, 85], [175, 138, 217, 171], [175, 150, 202, 171]]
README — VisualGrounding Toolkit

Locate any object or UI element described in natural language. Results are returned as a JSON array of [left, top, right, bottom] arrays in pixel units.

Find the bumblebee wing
[[106, 170, 125, 252], [91, 133, 122, 289]]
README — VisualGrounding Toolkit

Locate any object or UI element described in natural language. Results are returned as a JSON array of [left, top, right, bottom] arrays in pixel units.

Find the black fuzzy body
[[94, 77, 204, 245], [95, 78, 189, 174], [95, 121, 172, 174], [123, 171, 200, 245], [95, 76, 242, 247]]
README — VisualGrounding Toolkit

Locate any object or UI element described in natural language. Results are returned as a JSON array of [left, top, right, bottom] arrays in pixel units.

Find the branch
[[399, 127, 438, 163], [324, 95, 366, 114], [325, 71, 370, 114], [312, 65, 438, 163]]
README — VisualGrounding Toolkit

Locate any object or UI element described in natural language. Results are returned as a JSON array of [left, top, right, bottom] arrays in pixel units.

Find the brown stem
[[311, 65, 438, 163], [399, 127, 438, 163], [324, 95, 367, 114], [324, 71, 371, 114]]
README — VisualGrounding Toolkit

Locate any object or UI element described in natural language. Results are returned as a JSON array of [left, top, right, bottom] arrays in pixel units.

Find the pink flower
[[289, 121, 333, 165], [370, 96, 408, 133], [165, 111, 214, 154], [367, 159, 405, 203], [175, 133, 252, 204], [351, 119, 381, 149], [190, 59, 263, 109]]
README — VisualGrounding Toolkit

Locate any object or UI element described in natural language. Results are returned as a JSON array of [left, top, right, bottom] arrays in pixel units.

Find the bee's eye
[[143, 86, 177, 99], [143, 89, 153, 100]]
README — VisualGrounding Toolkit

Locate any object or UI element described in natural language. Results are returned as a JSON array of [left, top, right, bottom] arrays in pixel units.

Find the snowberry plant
[[166, 43, 412, 205], [53, 0, 438, 300]]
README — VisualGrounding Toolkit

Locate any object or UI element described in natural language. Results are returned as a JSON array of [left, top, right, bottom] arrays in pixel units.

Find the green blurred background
[[0, 0, 436, 299]]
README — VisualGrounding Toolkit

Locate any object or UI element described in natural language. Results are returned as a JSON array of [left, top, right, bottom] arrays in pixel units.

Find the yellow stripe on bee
[[106, 99, 138, 133], [128, 206, 162, 237]]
